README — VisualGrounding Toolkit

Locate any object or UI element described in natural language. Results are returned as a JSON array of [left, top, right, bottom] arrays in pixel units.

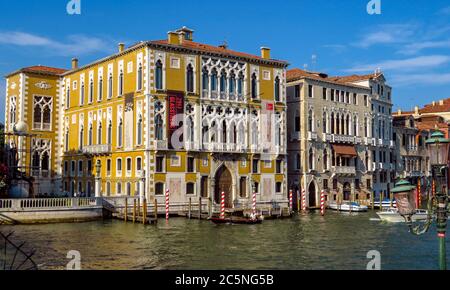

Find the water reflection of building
[[3, 27, 289, 210], [286, 69, 395, 206]]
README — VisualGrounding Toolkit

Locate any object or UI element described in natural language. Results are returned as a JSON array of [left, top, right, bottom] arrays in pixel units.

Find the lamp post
[[392, 130, 449, 270]]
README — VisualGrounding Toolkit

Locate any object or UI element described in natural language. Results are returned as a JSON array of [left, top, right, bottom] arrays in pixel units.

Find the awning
[[332, 144, 357, 157]]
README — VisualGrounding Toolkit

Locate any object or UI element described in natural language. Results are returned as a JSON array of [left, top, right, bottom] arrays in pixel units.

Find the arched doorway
[[214, 166, 233, 208], [308, 182, 316, 207], [343, 182, 351, 200]]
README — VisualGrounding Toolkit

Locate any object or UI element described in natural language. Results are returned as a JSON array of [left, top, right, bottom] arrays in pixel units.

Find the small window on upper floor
[[308, 85, 313, 98]]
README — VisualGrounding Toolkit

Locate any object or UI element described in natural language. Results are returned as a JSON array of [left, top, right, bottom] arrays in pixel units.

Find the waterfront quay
[[2, 211, 447, 270]]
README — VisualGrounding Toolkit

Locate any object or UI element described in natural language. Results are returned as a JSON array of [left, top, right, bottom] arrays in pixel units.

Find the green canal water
[[2, 211, 448, 270]]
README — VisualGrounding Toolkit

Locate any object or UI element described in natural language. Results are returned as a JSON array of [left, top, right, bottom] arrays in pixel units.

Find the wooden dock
[[113, 213, 157, 225]]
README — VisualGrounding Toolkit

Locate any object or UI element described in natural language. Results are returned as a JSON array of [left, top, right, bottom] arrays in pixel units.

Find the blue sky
[[1, 0, 450, 119]]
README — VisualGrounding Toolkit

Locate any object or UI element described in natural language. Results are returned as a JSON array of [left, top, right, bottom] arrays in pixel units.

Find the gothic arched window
[[137, 63, 143, 91], [251, 73, 258, 99], [186, 64, 194, 93], [274, 76, 280, 102], [155, 114, 164, 141], [155, 60, 163, 90]]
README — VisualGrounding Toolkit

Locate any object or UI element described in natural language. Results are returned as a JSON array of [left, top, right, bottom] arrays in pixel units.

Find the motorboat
[[328, 201, 368, 212], [376, 208, 429, 223], [371, 199, 397, 209]]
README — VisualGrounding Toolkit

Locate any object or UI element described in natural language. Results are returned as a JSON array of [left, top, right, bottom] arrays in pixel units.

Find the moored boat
[[328, 201, 368, 212], [376, 208, 429, 223], [371, 199, 397, 209]]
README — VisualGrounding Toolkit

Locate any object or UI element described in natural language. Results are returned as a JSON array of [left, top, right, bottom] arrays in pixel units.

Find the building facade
[[392, 113, 430, 187], [286, 69, 395, 207], [4, 27, 289, 209]]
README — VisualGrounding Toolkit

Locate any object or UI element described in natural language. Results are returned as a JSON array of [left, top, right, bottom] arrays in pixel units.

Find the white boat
[[328, 201, 368, 212], [371, 199, 397, 209], [376, 208, 429, 223]]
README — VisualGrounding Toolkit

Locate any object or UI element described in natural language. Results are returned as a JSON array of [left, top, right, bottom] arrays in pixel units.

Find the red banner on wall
[[167, 91, 184, 149]]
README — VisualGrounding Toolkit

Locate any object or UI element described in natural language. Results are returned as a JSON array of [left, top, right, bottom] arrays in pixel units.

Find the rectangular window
[[78, 160, 83, 176], [187, 157, 195, 173], [156, 156, 164, 173], [364, 95, 368, 106], [276, 159, 282, 173], [294, 85, 300, 98], [240, 177, 247, 197], [353, 93, 357, 105], [107, 159, 111, 176], [275, 182, 282, 194], [330, 89, 335, 101], [186, 183, 195, 195], [308, 85, 313, 98], [322, 88, 327, 100], [252, 159, 259, 173]]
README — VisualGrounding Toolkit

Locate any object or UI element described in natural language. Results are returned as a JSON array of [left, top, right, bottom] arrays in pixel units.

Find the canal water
[[1, 211, 448, 270]]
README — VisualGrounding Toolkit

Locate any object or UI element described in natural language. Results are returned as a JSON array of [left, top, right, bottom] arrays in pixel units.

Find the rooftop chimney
[[71, 58, 78, 69], [397, 109, 402, 115], [261, 47, 271, 59], [175, 26, 194, 41], [118, 43, 125, 53], [167, 31, 182, 45], [414, 106, 419, 115], [440, 99, 444, 106]]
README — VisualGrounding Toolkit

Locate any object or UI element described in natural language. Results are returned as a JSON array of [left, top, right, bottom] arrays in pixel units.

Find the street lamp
[[392, 130, 450, 270]]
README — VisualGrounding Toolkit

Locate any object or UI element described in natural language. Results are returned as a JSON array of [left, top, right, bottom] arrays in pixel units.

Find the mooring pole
[[154, 198, 158, 222], [199, 197, 202, 220], [188, 197, 192, 219], [133, 199, 136, 223], [143, 198, 147, 225], [124, 197, 128, 223]]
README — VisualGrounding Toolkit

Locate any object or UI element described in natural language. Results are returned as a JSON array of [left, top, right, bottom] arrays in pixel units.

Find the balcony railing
[[154, 140, 168, 150], [82, 144, 112, 155], [33, 122, 51, 131], [308, 132, 318, 141], [332, 166, 356, 175]]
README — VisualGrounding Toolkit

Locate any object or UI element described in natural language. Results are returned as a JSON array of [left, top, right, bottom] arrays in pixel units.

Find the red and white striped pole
[[165, 189, 170, 221], [252, 191, 257, 220], [220, 191, 226, 219], [289, 190, 293, 213], [301, 189, 307, 212], [320, 190, 326, 216]]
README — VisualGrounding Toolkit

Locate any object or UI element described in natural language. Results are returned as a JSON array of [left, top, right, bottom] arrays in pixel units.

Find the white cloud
[[344, 55, 450, 73], [391, 73, 450, 86], [0, 31, 114, 56], [400, 40, 450, 55], [438, 6, 450, 15], [354, 24, 416, 48]]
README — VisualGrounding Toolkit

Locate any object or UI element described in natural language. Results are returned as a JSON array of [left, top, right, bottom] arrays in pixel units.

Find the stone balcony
[[82, 144, 112, 155], [332, 166, 356, 175], [154, 140, 168, 150], [308, 132, 318, 141]]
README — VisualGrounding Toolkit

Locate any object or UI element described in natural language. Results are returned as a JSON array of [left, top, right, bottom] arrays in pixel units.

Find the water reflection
[[2, 211, 447, 270]]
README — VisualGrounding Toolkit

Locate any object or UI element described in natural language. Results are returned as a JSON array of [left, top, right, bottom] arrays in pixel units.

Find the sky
[[0, 0, 450, 119]]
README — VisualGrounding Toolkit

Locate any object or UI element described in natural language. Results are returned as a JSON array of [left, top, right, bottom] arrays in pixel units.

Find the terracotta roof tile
[[328, 73, 382, 83], [150, 39, 287, 65], [5, 65, 67, 77], [419, 97, 450, 114]]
